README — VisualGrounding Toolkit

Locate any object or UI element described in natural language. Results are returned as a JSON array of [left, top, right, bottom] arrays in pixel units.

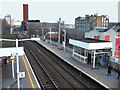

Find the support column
[[12, 58, 14, 78], [84, 49, 86, 63], [93, 50, 96, 68], [16, 39, 20, 88]]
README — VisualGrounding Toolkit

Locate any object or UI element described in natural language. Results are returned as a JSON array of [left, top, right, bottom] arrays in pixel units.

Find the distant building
[[61, 24, 75, 29], [75, 14, 109, 38], [108, 22, 120, 32], [85, 28, 120, 62], [94, 27, 108, 32], [26, 22, 58, 37], [0, 19, 2, 34], [45, 32, 58, 40], [75, 14, 109, 31], [4, 15, 11, 25], [11, 21, 21, 27]]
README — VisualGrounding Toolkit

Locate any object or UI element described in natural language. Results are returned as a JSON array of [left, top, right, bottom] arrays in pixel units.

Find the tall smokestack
[[23, 4, 28, 24]]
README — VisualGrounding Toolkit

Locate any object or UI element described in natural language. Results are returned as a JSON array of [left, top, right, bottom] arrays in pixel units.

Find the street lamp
[[62, 30, 66, 51]]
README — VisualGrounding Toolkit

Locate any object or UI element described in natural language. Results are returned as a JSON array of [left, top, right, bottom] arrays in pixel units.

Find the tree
[[2, 19, 10, 34]]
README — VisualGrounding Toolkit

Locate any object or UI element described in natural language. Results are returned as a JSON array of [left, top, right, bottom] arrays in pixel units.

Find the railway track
[[23, 41, 58, 89], [17, 32, 106, 89], [32, 41, 106, 89], [24, 41, 88, 89]]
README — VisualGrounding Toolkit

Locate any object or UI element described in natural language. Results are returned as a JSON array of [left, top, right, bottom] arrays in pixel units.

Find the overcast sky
[[0, 0, 119, 24]]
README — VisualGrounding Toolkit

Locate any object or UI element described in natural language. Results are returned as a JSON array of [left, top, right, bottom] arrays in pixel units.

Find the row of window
[[94, 35, 110, 41]]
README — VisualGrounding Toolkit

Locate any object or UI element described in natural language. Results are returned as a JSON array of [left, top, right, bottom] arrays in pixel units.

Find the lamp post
[[62, 30, 66, 51], [58, 18, 61, 44], [42, 28, 44, 40], [49, 28, 52, 45], [10, 54, 15, 78]]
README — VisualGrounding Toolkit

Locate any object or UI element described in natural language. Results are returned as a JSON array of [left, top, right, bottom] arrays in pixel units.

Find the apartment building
[[75, 14, 109, 39]]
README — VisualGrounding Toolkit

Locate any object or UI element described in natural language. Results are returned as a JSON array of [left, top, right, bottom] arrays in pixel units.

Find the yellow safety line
[[22, 56, 35, 89]]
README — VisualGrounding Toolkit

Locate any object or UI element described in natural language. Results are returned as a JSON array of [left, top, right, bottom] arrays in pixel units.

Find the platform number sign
[[119, 46, 120, 51], [19, 72, 25, 78]]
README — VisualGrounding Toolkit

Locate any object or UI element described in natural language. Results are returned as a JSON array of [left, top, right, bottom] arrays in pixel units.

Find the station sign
[[19, 72, 25, 78]]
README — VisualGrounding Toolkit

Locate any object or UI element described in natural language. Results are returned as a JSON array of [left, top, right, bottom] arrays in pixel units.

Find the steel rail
[[23, 41, 59, 89], [27, 41, 79, 89], [33, 41, 90, 88]]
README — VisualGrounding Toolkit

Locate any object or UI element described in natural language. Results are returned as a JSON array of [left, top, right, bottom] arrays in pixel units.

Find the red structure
[[23, 4, 28, 24], [115, 35, 120, 58], [105, 35, 110, 41], [94, 36, 99, 39]]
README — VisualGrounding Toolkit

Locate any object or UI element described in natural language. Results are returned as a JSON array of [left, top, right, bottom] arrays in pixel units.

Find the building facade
[[75, 15, 109, 31], [108, 22, 120, 32], [75, 15, 109, 38], [26, 22, 58, 37], [85, 28, 120, 62]]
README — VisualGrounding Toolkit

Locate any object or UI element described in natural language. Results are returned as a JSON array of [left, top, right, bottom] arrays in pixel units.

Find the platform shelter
[[69, 38, 113, 68]]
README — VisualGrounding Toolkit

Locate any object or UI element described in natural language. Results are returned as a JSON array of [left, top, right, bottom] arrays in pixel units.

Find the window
[[94, 36, 99, 39], [119, 46, 120, 51], [105, 35, 110, 41]]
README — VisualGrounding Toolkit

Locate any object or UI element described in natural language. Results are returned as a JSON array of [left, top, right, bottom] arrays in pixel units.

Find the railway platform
[[37, 40, 120, 89], [2, 55, 39, 89]]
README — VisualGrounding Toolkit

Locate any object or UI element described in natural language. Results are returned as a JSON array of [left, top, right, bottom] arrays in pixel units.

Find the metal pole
[[12, 58, 15, 78], [63, 30, 66, 51], [50, 28, 51, 45], [42, 28, 44, 40], [16, 39, 20, 88], [58, 18, 61, 44]]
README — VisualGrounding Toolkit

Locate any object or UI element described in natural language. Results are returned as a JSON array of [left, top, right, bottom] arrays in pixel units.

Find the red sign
[[115, 36, 120, 56]]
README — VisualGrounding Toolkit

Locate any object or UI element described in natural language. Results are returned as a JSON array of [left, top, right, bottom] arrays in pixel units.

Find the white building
[[11, 21, 21, 27], [85, 28, 120, 63], [69, 38, 112, 68]]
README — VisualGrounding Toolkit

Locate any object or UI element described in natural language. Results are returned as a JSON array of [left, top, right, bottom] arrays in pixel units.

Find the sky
[[0, 0, 119, 24]]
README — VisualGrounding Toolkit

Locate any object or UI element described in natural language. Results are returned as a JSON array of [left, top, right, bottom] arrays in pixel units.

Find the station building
[[69, 38, 112, 68], [85, 28, 120, 63]]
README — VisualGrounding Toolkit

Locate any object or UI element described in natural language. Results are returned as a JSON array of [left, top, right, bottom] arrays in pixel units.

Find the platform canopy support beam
[[93, 50, 96, 68]]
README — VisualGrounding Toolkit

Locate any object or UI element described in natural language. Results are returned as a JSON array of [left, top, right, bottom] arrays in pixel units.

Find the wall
[[85, 28, 118, 57], [85, 29, 99, 38]]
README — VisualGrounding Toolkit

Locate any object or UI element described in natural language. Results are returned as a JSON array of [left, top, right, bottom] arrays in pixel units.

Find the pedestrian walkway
[[37, 40, 119, 89], [2, 55, 39, 89]]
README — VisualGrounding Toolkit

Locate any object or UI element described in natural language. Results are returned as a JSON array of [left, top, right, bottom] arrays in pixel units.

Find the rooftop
[[71, 38, 109, 43], [69, 38, 112, 50]]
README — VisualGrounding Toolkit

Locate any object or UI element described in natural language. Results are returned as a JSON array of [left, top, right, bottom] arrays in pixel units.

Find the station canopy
[[69, 38, 112, 50]]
